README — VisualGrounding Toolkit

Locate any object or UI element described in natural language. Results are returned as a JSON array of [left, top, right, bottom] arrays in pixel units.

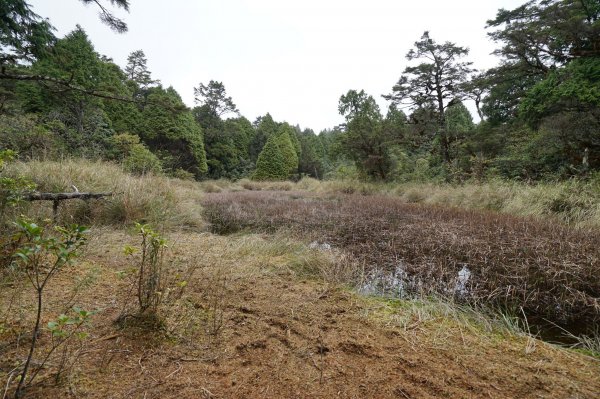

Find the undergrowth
[[5, 159, 205, 229], [202, 176, 600, 228]]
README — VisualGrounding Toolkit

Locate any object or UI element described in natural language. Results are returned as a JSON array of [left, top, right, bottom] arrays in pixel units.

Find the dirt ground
[[1, 229, 599, 398]]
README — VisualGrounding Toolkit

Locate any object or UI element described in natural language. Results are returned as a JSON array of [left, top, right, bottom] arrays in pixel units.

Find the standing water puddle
[[358, 262, 472, 299], [356, 262, 593, 346]]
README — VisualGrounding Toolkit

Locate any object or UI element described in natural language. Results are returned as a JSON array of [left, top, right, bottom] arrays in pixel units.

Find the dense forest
[[1, 0, 599, 183]]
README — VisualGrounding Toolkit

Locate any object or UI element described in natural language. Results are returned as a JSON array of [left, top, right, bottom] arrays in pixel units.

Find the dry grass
[[201, 177, 600, 228], [2, 229, 599, 398], [5, 159, 205, 229], [202, 190, 600, 331]]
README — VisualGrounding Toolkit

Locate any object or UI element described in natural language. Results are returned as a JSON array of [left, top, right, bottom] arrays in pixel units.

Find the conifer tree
[[277, 123, 299, 175], [252, 133, 288, 180], [249, 113, 278, 163], [252, 123, 299, 180], [140, 86, 208, 177], [125, 50, 158, 91]]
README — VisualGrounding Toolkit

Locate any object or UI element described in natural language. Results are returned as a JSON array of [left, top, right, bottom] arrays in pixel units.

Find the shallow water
[[358, 263, 594, 346]]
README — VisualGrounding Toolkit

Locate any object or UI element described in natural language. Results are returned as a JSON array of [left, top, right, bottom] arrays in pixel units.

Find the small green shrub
[[123, 144, 163, 175], [11, 219, 90, 398], [109, 133, 141, 160], [134, 223, 167, 315], [171, 168, 196, 181]]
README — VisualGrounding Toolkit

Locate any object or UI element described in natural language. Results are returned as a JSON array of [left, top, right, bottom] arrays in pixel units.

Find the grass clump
[[5, 159, 205, 229]]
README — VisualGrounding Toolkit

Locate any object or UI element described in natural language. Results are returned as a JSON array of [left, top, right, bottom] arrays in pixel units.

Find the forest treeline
[[0, 0, 599, 182]]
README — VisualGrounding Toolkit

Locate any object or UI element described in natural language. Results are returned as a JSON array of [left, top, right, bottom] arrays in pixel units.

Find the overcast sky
[[28, 0, 524, 131]]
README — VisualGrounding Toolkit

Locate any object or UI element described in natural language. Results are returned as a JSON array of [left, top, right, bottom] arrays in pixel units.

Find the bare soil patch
[[2, 229, 599, 398]]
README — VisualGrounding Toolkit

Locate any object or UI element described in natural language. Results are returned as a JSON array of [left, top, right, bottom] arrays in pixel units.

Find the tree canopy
[[384, 32, 474, 163], [0, 0, 599, 183]]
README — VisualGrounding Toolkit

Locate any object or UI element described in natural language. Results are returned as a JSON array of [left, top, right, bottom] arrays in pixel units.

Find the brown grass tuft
[[202, 190, 600, 331], [6, 159, 205, 229]]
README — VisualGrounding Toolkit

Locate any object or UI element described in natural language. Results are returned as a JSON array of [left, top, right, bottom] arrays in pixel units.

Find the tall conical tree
[[252, 133, 288, 180], [252, 123, 299, 180], [249, 113, 278, 163], [276, 123, 299, 175]]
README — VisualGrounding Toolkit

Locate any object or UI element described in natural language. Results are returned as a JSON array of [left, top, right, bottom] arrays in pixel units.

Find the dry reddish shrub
[[203, 191, 600, 330]]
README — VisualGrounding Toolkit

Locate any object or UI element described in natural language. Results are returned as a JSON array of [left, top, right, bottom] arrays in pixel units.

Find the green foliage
[[384, 32, 473, 163], [108, 133, 163, 175], [140, 86, 208, 177], [0, 150, 35, 221], [14, 28, 127, 157], [276, 123, 299, 175], [194, 80, 239, 117], [0, 114, 65, 159], [12, 219, 89, 397], [297, 128, 325, 179], [521, 58, 600, 125], [47, 307, 93, 339], [191, 81, 242, 178], [252, 132, 289, 181], [338, 90, 396, 180], [487, 0, 600, 71], [78, 0, 130, 33], [193, 89, 254, 178], [109, 133, 141, 159], [125, 49, 158, 92], [123, 142, 163, 175], [249, 113, 278, 164], [133, 222, 167, 315], [13, 218, 89, 274], [480, 64, 542, 125], [289, 125, 302, 157], [0, 0, 55, 66], [483, 0, 600, 124]]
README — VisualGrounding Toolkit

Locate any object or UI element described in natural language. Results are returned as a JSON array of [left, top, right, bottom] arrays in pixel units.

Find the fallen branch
[[24, 192, 112, 201], [22, 191, 113, 222]]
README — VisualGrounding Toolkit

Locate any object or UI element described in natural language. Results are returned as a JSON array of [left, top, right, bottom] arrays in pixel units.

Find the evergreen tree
[[252, 122, 299, 180], [481, 0, 600, 125], [519, 58, 600, 171], [194, 80, 238, 117], [192, 80, 249, 178], [276, 123, 299, 175], [79, 0, 130, 33], [338, 89, 395, 179], [249, 113, 278, 163], [0, 0, 54, 67], [446, 101, 474, 152], [1, 0, 128, 74], [15, 27, 126, 155], [297, 128, 325, 178], [125, 50, 158, 95], [140, 86, 208, 177], [252, 133, 288, 180], [223, 116, 255, 177], [384, 32, 474, 163]]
